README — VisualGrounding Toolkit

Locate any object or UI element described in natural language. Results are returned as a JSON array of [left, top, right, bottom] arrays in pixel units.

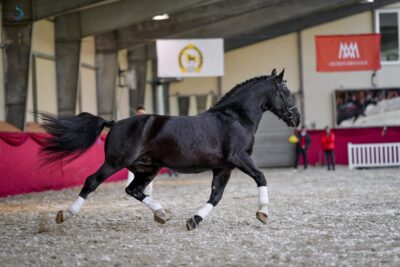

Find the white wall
[[3, 3, 400, 127], [79, 36, 97, 115], [301, 7, 400, 129], [374, 2, 400, 88], [301, 12, 374, 128], [170, 77, 218, 96], [168, 33, 300, 115], [169, 77, 218, 115], [224, 33, 300, 95], [26, 20, 57, 123]]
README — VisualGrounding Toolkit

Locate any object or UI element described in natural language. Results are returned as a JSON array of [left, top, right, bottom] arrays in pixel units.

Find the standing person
[[294, 127, 311, 169], [126, 106, 153, 197], [321, 126, 335, 171]]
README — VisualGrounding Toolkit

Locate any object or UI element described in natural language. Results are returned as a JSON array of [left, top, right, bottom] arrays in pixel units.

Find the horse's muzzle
[[282, 108, 300, 127]]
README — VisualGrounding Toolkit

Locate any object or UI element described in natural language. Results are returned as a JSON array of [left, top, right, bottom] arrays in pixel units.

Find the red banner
[[316, 34, 381, 72]]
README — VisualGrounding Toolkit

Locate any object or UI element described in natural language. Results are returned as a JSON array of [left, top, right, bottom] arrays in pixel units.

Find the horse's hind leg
[[125, 168, 171, 224], [55, 162, 120, 224], [186, 168, 232, 230], [126, 171, 154, 198]]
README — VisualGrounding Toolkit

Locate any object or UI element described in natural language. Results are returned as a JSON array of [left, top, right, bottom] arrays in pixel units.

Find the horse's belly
[[159, 151, 225, 171], [144, 136, 225, 171]]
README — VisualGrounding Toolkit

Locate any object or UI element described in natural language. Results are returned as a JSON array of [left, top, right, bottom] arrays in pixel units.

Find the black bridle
[[272, 77, 297, 123]]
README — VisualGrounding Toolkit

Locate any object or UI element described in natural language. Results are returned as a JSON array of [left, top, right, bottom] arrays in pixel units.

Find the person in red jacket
[[321, 126, 335, 171]]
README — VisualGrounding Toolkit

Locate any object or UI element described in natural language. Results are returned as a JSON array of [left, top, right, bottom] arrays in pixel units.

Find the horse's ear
[[277, 68, 285, 82], [271, 68, 277, 76]]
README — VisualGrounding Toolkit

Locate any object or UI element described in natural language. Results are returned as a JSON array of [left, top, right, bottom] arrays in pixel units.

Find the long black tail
[[40, 112, 114, 163]]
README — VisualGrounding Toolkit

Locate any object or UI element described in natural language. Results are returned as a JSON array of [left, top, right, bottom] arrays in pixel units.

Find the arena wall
[[115, 49, 130, 119], [224, 33, 300, 95], [301, 12, 374, 129], [1, 3, 400, 129], [0, 4, 4, 121], [169, 33, 300, 117], [1, 18, 130, 127], [302, 3, 400, 128], [26, 20, 57, 122], [169, 77, 218, 115], [79, 36, 98, 116]]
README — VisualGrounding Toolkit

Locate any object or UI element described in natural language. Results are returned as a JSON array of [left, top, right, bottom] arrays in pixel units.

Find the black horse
[[41, 69, 300, 230], [337, 97, 377, 126]]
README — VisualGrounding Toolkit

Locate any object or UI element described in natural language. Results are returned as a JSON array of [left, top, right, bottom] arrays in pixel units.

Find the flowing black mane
[[210, 75, 270, 110]]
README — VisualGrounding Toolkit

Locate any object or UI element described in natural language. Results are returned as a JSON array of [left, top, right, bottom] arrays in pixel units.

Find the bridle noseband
[[272, 77, 297, 123]]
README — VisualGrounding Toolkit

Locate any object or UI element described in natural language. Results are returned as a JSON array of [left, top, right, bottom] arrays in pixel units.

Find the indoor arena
[[1, 0, 400, 266]]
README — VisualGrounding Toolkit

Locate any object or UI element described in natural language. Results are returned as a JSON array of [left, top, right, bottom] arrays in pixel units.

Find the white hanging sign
[[156, 39, 224, 78]]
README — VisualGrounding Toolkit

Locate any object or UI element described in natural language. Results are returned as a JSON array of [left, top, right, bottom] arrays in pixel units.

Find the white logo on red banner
[[338, 42, 360, 59], [316, 34, 381, 72]]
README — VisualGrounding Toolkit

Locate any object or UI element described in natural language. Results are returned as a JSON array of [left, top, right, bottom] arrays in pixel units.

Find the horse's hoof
[[55, 210, 74, 224], [256, 211, 268, 224], [55, 210, 64, 224], [154, 209, 172, 224], [186, 217, 197, 231]]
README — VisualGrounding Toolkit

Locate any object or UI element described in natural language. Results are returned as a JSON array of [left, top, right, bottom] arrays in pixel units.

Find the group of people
[[293, 126, 336, 171]]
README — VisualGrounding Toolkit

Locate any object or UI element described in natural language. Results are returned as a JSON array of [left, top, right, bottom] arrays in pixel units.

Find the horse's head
[[266, 69, 300, 127]]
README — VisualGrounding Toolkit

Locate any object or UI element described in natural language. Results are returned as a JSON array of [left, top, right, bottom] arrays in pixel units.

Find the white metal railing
[[348, 142, 400, 169]]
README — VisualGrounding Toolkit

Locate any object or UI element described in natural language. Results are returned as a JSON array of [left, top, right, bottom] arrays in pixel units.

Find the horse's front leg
[[228, 152, 269, 224], [125, 170, 171, 224], [186, 168, 232, 230]]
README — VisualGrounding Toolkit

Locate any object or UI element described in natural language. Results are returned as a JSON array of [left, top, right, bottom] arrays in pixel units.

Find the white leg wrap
[[259, 205, 269, 215], [126, 171, 134, 186], [196, 203, 214, 219], [68, 197, 85, 215], [258, 186, 269, 206], [143, 182, 153, 198], [258, 186, 269, 215], [142, 196, 163, 212]]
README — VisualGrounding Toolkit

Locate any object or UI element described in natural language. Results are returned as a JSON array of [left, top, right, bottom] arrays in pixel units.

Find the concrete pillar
[[127, 46, 147, 116], [150, 60, 171, 115], [2, 1, 33, 129], [95, 32, 118, 120], [55, 13, 81, 118]]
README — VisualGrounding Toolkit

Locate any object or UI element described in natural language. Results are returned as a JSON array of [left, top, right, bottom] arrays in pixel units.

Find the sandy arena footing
[[0, 167, 399, 266]]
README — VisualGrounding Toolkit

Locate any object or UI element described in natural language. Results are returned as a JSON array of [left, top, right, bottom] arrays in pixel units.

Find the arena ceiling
[[5, 0, 400, 51]]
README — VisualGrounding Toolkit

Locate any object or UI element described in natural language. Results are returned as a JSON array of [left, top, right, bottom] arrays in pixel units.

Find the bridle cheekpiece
[[272, 76, 297, 123]]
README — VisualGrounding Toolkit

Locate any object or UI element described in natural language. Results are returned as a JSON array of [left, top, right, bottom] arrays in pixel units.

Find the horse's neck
[[217, 94, 264, 131]]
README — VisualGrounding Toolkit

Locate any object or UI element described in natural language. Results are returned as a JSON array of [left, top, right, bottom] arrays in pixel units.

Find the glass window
[[377, 11, 400, 62]]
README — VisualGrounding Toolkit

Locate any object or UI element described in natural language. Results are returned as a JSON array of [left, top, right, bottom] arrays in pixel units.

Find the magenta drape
[[0, 133, 128, 197], [305, 127, 400, 165], [1, 127, 399, 197]]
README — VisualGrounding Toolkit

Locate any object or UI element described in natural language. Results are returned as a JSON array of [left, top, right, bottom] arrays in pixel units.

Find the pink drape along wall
[[1, 127, 399, 197]]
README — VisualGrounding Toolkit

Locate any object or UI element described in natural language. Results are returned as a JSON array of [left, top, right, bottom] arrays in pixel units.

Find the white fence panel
[[348, 142, 400, 169]]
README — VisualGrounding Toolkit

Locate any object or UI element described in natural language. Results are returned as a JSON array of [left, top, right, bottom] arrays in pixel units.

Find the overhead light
[[152, 14, 169, 20], [360, 0, 374, 3]]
